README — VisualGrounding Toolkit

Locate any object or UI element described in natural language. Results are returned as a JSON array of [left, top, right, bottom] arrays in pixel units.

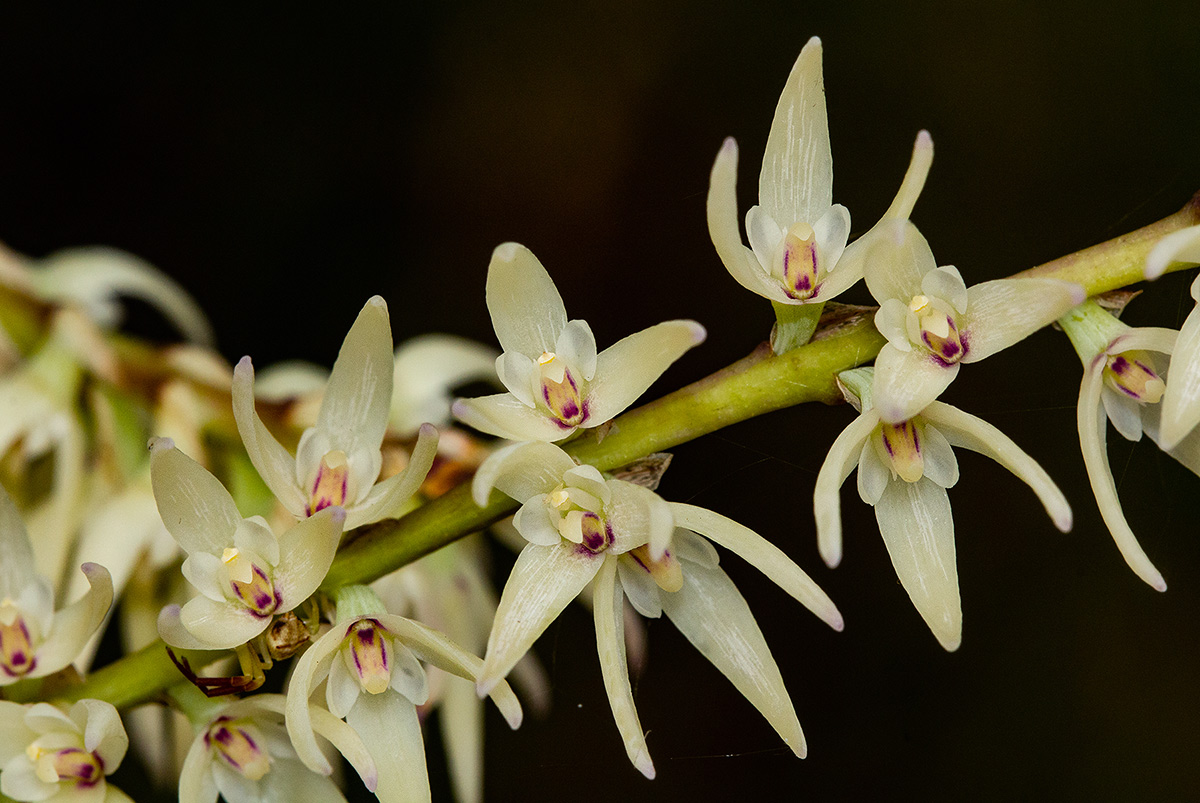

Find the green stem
[[59, 192, 1200, 710], [770, 300, 824, 353]]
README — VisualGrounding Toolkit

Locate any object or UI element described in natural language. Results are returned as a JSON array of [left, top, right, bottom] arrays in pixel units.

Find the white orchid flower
[[1058, 300, 1200, 591], [285, 585, 522, 803], [0, 483, 112, 685], [148, 438, 345, 650], [178, 694, 372, 803], [705, 36, 935, 350], [232, 296, 439, 529], [452, 244, 706, 442], [865, 220, 1084, 424], [0, 699, 131, 803], [471, 441, 841, 778], [814, 368, 1071, 651], [1144, 223, 1200, 448]]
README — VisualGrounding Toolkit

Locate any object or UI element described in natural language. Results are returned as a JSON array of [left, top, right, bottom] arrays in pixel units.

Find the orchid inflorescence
[[0, 33, 1197, 803]]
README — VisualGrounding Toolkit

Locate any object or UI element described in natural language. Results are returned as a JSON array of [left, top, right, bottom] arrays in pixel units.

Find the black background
[[3, 2, 1200, 800]]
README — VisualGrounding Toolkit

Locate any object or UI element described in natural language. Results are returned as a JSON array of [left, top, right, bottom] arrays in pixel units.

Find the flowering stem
[[57, 191, 1200, 711]]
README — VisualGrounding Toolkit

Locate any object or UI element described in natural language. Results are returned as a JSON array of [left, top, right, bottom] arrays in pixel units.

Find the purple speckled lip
[[348, 619, 389, 678], [231, 564, 281, 619], [576, 512, 614, 555], [0, 617, 36, 677], [921, 318, 968, 367], [51, 747, 103, 787], [782, 237, 820, 300], [542, 369, 587, 428]]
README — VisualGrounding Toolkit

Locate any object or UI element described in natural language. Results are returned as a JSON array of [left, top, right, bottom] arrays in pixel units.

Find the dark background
[[3, 2, 1200, 800]]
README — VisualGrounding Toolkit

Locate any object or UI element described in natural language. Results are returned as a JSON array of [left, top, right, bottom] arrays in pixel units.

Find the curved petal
[[512, 499, 562, 547], [1076, 363, 1166, 591], [746, 205, 783, 268], [871, 343, 959, 425], [706, 138, 793, 303], [174, 596, 272, 649], [285, 624, 346, 776], [874, 477, 961, 651], [0, 484, 34, 599], [347, 692, 429, 803], [961, 278, 1084, 363], [759, 36, 831, 228], [608, 481, 674, 558], [585, 320, 707, 427], [148, 438, 241, 555], [1144, 223, 1200, 280], [660, 558, 805, 758], [178, 732, 220, 803], [485, 243, 568, 358], [349, 424, 439, 528], [813, 410, 877, 568], [471, 441, 577, 507], [274, 506, 346, 607], [669, 503, 842, 631], [246, 693, 377, 794], [1158, 302, 1200, 449], [594, 558, 654, 779], [391, 334, 499, 434], [476, 543, 603, 696], [316, 296, 394, 459], [495, 350, 537, 407], [262, 759, 349, 803], [1101, 387, 1145, 443], [451, 394, 576, 442], [862, 219, 934, 306], [231, 358, 307, 517], [922, 266, 968, 315], [34, 563, 113, 677], [920, 423, 959, 489], [556, 319, 598, 382], [77, 699, 127, 769], [809, 206, 861, 300]]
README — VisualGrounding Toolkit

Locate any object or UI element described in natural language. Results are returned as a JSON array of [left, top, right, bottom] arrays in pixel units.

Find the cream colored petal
[[608, 480, 674, 557], [285, 624, 347, 776], [231, 358, 307, 517], [78, 699, 127, 769], [922, 266, 968, 314], [1100, 387, 1145, 442], [669, 503, 842, 631], [349, 424, 438, 529], [485, 243, 568, 358], [34, 563, 113, 677], [178, 733, 220, 803], [1144, 223, 1200, 280], [175, 595, 270, 649], [512, 498, 560, 546], [316, 297, 394, 463], [1158, 302, 1200, 449], [862, 219, 934, 305], [391, 334, 499, 434], [961, 278, 1084, 363], [585, 320, 706, 427], [810, 205, 858, 300], [148, 438, 241, 555], [471, 441, 577, 507], [920, 423, 959, 489], [813, 410, 876, 568], [660, 558, 805, 758], [440, 677, 484, 803], [746, 205, 784, 268], [874, 477, 961, 651], [856, 442, 889, 506], [616, 554, 664, 618], [452, 393, 577, 442], [0, 484, 34, 599], [556, 319, 599, 382], [1076, 363, 1166, 590], [181, 553, 227, 602], [871, 342, 959, 425], [594, 558, 655, 779], [759, 36, 831, 228], [874, 299, 912, 351], [495, 350, 538, 407], [707, 138, 794, 303], [34, 246, 214, 346], [476, 543, 603, 695], [274, 506, 345, 607], [347, 692, 430, 803], [0, 701, 33, 761]]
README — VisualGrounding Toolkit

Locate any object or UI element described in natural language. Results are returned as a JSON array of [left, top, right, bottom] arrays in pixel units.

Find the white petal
[[594, 558, 655, 779], [706, 139, 794, 303], [285, 625, 346, 776], [555, 319, 598, 382], [485, 243, 567, 358], [0, 701, 33, 762], [961, 278, 1084, 363], [495, 351, 538, 407], [348, 424, 438, 529], [585, 320, 706, 427], [862, 219, 934, 305], [0, 484, 34, 599], [808, 206, 859, 301], [745, 205, 784, 268], [606, 480, 674, 558], [316, 297, 394, 462], [1075, 363, 1166, 590], [476, 543, 603, 695], [174, 596, 270, 649], [660, 558, 805, 758], [2, 753, 59, 801], [148, 438, 241, 555], [1100, 386, 1145, 442], [813, 410, 877, 568], [178, 728, 220, 803], [512, 499, 561, 546], [874, 477, 961, 651], [856, 442, 890, 506], [920, 423, 959, 489], [391, 334, 499, 434], [922, 266, 968, 314], [871, 342, 959, 425], [347, 692, 430, 803], [1158, 303, 1200, 449], [669, 503, 842, 631], [451, 394, 576, 442], [1144, 223, 1200, 280], [34, 563, 113, 677], [616, 556, 663, 619], [274, 506, 345, 607], [388, 643, 429, 706], [231, 358, 307, 517], [471, 441, 577, 507], [759, 36, 831, 228], [327, 656, 361, 719], [77, 699, 127, 769]]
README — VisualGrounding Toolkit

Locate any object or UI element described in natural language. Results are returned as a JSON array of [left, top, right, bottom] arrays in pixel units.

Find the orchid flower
[[178, 693, 373, 803], [471, 441, 842, 778], [0, 483, 112, 685], [1058, 300, 1200, 591], [0, 699, 131, 803], [148, 438, 345, 651], [705, 36, 935, 351], [864, 220, 1084, 424], [814, 368, 1071, 650], [285, 585, 523, 803], [232, 296, 439, 529], [451, 243, 706, 442], [1144, 223, 1200, 448]]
